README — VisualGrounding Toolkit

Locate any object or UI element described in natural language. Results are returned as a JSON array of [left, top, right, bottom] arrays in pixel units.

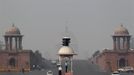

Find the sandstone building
[[92, 25, 134, 72], [0, 25, 42, 72]]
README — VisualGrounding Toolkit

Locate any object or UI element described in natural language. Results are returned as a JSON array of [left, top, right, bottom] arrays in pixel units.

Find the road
[[73, 60, 109, 75], [0, 60, 133, 75]]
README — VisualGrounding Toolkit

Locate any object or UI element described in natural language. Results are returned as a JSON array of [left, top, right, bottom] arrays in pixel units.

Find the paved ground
[[0, 60, 133, 75], [73, 60, 109, 75]]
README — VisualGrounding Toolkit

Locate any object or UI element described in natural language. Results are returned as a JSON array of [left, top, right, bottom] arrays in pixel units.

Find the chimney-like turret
[[62, 37, 70, 46]]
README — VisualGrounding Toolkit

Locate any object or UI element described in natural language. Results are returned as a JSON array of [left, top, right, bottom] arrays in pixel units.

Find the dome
[[5, 24, 21, 35], [114, 25, 129, 36], [58, 46, 75, 56]]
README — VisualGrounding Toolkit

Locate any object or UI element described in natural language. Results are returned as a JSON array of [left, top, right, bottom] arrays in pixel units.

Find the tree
[[92, 50, 100, 57]]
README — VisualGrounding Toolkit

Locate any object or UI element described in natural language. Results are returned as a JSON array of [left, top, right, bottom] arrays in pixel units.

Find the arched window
[[9, 58, 16, 67], [119, 58, 126, 68]]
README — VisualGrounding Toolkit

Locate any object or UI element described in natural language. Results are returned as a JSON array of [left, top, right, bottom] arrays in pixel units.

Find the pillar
[[9, 37, 12, 50], [124, 37, 129, 50], [5, 36, 8, 50], [59, 56, 62, 65], [19, 37, 22, 50], [117, 37, 120, 50], [127, 37, 130, 50], [123, 37, 125, 49], [65, 61, 68, 73], [15, 37, 18, 50], [113, 37, 116, 50], [70, 57, 73, 73]]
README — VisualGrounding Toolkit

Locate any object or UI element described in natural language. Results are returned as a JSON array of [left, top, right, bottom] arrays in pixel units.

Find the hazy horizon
[[0, 0, 134, 59]]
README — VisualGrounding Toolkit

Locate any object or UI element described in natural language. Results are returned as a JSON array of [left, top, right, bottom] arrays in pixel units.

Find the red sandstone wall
[[105, 53, 118, 72], [97, 54, 107, 72], [0, 53, 8, 67], [127, 53, 134, 68], [0, 51, 30, 72], [96, 52, 119, 72], [97, 51, 134, 72], [17, 52, 30, 70]]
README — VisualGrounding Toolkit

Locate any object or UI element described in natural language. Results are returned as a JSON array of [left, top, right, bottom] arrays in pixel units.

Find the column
[[19, 37, 22, 50], [7, 37, 10, 50], [5, 36, 8, 50], [124, 37, 129, 50], [70, 57, 73, 73], [124, 37, 127, 49], [9, 37, 12, 50], [126, 38, 128, 49], [59, 56, 62, 65], [127, 37, 130, 50], [15, 37, 18, 50], [113, 37, 116, 50], [116, 38, 118, 50], [117, 37, 120, 50], [65, 61, 68, 73], [123, 37, 125, 49]]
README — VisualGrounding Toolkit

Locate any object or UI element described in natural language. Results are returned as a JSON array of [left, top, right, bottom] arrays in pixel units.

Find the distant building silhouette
[[91, 25, 134, 72]]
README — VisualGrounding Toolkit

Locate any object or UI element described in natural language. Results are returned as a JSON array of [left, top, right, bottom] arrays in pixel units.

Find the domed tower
[[4, 24, 23, 51], [112, 24, 131, 50], [58, 37, 76, 75]]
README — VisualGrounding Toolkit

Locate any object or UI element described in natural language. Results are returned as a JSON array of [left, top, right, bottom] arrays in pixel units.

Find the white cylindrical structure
[[58, 56, 62, 65], [70, 57, 73, 73]]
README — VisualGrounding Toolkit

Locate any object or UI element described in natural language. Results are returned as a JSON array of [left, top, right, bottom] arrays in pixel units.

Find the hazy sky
[[0, 0, 134, 59]]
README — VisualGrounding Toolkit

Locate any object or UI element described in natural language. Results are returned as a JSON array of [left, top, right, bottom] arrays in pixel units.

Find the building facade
[[92, 25, 134, 72], [0, 25, 35, 72]]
